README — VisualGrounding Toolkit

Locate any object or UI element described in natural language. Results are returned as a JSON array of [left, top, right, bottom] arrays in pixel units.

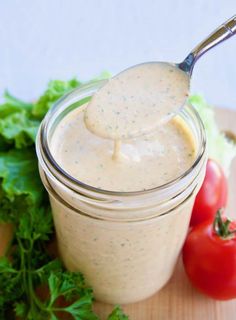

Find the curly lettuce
[[189, 95, 236, 176]]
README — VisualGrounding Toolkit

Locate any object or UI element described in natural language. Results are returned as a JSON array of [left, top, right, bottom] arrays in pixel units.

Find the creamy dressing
[[51, 62, 193, 192], [51, 106, 195, 192], [84, 62, 189, 140]]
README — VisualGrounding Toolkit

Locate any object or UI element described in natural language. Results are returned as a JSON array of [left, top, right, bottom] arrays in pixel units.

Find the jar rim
[[37, 79, 206, 198]]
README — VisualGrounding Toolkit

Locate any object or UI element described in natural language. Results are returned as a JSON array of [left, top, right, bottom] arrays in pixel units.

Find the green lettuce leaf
[[189, 95, 236, 176], [0, 80, 81, 149], [0, 112, 40, 149], [32, 79, 81, 119], [0, 92, 39, 149], [0, 148, 44, 203], [0, 91, 33, 116], [0, 148, 46, 223], [32, 72, 111, 119], [0, 74, 111, 150]]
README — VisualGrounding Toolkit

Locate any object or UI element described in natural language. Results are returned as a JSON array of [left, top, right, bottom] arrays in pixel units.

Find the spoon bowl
[[85, 15, 236, 141]]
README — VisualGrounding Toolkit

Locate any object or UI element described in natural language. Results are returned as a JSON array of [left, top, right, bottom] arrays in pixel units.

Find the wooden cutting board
[[94, 108, 236, 320]]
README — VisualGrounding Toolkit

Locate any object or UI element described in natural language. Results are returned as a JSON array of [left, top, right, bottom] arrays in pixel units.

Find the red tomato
[[190, 159, 228, 227], [183, 211, 236, 300]]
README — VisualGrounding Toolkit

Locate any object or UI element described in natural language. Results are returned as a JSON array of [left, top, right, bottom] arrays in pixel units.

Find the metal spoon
[[178, 15, 236, 75], [85, 15, 236, 141]]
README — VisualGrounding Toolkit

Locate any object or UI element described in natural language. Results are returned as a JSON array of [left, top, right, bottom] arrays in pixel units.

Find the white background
[[0, 0, 235, 108]]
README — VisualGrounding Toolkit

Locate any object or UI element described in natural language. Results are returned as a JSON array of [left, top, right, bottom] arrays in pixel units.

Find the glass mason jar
[[36, 80, 207, 304]]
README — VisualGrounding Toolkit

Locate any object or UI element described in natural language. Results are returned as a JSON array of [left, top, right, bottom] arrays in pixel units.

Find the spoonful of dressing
[[84, 15, 236, 142]]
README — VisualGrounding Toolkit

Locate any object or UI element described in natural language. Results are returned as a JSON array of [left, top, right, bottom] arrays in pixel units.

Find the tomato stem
[[213, 210, 236, 238]]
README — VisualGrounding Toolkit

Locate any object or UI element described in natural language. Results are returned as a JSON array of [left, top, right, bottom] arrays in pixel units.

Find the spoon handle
[[179, 15, 236, 74]]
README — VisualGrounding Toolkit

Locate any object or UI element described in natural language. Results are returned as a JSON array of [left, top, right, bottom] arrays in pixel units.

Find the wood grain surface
[[94, 108, 236, 320]]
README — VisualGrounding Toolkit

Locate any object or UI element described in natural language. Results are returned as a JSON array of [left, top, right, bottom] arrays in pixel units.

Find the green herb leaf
[[107, 305, 129, 320], [0, 257, 16, 274], [17, 206, 53, 241], [14, 302, 28, 318], [48, 271, 91, 305], [63, 295, 99, 320]]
